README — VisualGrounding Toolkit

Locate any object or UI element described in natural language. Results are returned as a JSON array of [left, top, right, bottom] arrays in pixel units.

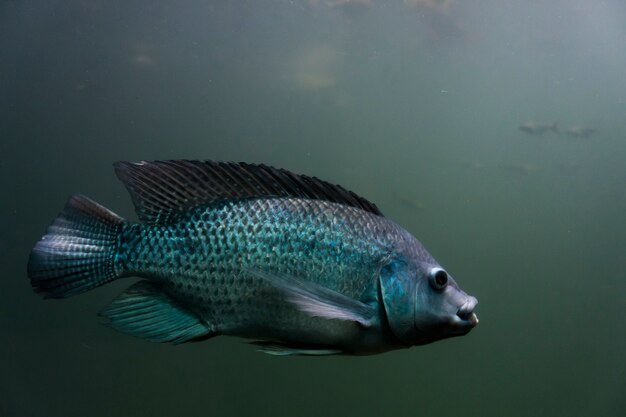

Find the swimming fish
[[565, 126, 596, 138], [519, 120, 559, 136], [27, 160, 478, 356]]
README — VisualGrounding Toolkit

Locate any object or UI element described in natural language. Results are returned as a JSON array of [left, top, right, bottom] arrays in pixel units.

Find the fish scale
[[117, 197, 403, 342], [28, 160, 478, 355]]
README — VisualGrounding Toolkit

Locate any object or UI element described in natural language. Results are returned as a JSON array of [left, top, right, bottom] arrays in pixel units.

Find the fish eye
[[429, 268, 448, 291]]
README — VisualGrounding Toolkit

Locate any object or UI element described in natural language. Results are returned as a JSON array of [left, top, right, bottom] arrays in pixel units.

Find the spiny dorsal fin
[[114, 160, 383, 224]]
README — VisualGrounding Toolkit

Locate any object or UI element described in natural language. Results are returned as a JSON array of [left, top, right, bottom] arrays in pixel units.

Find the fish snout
[[456, 296, 479, 327]]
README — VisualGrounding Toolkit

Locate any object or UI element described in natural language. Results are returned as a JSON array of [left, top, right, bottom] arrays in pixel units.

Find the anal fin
[[100, 280, 215, 344]]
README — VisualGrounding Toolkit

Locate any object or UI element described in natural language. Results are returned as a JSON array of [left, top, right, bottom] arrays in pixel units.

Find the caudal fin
[[27, 195, 126, 298]]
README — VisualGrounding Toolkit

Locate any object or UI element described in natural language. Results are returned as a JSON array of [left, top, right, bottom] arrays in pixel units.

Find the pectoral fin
[[248, 269, 375, 327]]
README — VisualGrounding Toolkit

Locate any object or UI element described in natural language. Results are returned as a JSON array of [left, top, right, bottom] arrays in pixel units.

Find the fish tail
[[28, 195, 126, 298]]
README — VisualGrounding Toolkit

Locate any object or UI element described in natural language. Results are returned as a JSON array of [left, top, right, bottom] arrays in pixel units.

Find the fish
[[565, 126, 596, 138], [397, 196, 426, 211], [519, 120, 559, 136], [27, 160, 478, 356]]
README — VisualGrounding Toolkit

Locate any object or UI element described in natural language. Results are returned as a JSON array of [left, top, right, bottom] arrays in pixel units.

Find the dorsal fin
[[114, 160, 383, 224]]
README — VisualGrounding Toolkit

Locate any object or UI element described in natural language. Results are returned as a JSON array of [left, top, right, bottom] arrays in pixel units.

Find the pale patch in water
[[291, 44, 339, 91], [404, 0, 455, 14], [132, 41, 157, 67], [134, 54, 156, 66]]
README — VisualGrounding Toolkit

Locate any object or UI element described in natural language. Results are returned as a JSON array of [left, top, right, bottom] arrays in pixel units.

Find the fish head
[[412, 264, 478, 344], [379, 256, 478, 346]]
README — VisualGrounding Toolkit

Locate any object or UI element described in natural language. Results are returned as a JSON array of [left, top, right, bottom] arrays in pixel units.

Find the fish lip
[[451, 312, 479, 328], [453, 297, 479, 328], [466, 312, 479, 327]]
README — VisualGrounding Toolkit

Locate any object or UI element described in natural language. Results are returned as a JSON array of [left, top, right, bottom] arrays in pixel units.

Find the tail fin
[[27, 195, 126, 298]]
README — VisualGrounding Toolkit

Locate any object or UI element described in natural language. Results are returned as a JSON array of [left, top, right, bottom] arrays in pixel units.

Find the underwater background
[[1, 1, 624, 416]]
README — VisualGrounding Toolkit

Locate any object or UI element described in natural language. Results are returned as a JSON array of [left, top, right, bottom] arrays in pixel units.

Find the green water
[[1, 1, 624, 416]]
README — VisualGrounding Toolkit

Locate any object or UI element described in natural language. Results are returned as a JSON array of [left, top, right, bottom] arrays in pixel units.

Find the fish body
[[122, 198, 412, 352], [28, 161, 478, 355], [519, 120, 559, 136], [565, 126, 596, 138]]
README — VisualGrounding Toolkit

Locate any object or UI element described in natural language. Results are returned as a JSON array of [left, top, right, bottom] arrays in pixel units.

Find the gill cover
[[379, 258, 418, 345]]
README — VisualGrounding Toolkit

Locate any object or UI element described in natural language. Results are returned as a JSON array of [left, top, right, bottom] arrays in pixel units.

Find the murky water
[[1, 1, 624, 416]]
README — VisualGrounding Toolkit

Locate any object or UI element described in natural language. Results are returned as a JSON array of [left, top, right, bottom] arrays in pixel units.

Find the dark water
[[1, 1, 625, 416]]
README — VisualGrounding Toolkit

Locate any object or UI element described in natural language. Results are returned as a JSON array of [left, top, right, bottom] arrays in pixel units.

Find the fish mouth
[[454, 312, 479, 327], [453, 296, 479, 328]]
